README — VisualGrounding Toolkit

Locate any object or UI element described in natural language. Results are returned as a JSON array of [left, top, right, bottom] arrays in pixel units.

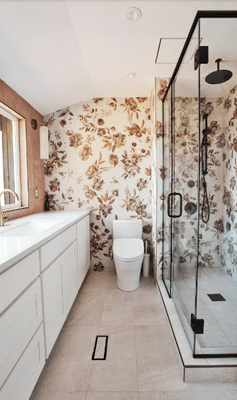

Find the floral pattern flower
[[109, 154, 119, 167], [137, 178, 148, 191], [102, 131, 126, 153], [78, 144, 93, 161], [66, 130, 83, 148], [92, 177, 104, 191]]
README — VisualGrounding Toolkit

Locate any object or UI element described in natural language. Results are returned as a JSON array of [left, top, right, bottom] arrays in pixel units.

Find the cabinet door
[[0, 325, 45, 400], [61, 241, 78, 315], [0, 250, 40, 314], [41, 257, 64, 358], [0, 279, 42, 388], [41, 225, 76, 272], [77, 215, 90, 289]]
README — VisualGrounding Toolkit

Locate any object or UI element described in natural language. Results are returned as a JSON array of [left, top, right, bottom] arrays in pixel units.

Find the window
[[0, 106, 21, 210]]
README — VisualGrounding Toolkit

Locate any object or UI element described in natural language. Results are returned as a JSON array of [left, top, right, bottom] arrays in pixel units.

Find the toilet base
[[114, 257, 143, 292], [117, 279, 140, 292]]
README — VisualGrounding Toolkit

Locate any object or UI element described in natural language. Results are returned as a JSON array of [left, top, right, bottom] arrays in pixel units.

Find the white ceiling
[[0, 0, 237, 115]]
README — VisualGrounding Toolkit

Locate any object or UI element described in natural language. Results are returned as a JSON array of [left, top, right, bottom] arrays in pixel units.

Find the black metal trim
[[193, 353, 237, 359], [193, 17, 201, 359], [191, 313, 204, 334], [161, 101, 166, 290], [155, 38, 162, 64], [162, 10, 237, 103], [92, 335, 108, 360]]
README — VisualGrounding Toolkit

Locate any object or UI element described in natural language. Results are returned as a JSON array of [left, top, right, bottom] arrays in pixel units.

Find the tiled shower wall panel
[[155, 78, 169, 279], [44, 97, 155, 272], [155, 77, 237, 280], [0, 79, 44, 220], [220, 85, 237, 279]]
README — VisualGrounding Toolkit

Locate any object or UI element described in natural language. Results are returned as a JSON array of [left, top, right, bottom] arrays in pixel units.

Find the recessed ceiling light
[[126, 72, 136, 78], [124, 7, 142, 22]]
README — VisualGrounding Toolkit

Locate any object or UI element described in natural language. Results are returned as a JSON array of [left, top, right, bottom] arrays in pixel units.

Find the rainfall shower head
[[205, 58, 232, 84]]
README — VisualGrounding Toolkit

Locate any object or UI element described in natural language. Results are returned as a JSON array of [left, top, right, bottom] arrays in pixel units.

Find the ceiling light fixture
[[31, 118, 49, 159], [126, 72, 136, 78], [124, 7, 142, 22]]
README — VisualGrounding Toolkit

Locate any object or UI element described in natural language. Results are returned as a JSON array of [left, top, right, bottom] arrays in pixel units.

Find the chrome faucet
[[0, 189, 19, 226]]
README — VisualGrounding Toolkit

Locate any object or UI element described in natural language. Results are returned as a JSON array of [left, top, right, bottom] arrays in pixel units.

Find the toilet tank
[[113, 219, 143, 239]]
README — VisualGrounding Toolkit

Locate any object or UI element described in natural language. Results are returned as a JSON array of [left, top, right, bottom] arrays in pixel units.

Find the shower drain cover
[[207, 293, 226, 302], [92, 335, 108, 360]]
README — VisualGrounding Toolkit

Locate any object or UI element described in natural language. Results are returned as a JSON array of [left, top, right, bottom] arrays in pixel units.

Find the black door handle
[[167, 192, 182, 218]]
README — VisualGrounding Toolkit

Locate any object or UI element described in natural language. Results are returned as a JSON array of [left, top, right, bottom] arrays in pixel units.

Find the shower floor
[[171, 266, 237, 355]]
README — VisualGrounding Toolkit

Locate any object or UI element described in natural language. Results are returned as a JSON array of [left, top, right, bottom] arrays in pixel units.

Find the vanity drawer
[[0, 250, 40, 314], [0, 278, 43, 388], [41, 224, 77, 271], [0, 324, 45, 400]]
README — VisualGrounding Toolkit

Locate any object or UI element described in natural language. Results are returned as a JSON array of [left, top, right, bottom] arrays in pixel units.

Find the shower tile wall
[[156, 77, 237, 281], [173, 95, 223, 275], [44, 97, 156, 273], [220, 86, 237, 279], [155, 78, 169, 279]]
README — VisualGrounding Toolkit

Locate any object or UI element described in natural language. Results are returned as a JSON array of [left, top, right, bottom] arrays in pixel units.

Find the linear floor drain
[[207, 293, 226, 302], [92, 335, 108, 360]]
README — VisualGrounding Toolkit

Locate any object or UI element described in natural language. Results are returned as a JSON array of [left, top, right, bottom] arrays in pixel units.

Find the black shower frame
[[162, 10, 237, 103], [161, 10, 237, 358]]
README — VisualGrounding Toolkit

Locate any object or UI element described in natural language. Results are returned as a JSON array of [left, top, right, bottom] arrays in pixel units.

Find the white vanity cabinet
[[41, 254, 64, 358], [61, 241, 78, 315], [0, 211, 90, 400], [0, 251, 45, 400], [41, 239, 78, 358], [77, 214, 90, 288]]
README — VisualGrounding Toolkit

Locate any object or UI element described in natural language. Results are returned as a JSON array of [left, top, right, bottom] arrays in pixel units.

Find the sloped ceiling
[[0, 0, 237, 115]]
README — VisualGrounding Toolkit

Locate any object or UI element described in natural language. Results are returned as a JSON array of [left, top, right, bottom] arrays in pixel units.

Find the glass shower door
[[171, 24, 200, 350], [195, 16, 237, 357], [162, 10, 237, 358]]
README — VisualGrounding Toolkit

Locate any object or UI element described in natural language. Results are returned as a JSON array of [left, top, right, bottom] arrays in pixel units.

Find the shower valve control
[[194, 46, 209, 70]]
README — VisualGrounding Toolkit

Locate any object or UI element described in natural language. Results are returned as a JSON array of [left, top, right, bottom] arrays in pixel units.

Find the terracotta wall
[[0, 80, 45, 220], [44, 97, 155, 272]]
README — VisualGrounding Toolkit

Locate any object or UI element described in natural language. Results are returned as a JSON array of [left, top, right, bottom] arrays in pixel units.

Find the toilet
[[112, 219, 144, 291]]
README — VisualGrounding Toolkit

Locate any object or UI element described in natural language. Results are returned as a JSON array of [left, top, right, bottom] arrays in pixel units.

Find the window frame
[[0, 105, 21, 210]]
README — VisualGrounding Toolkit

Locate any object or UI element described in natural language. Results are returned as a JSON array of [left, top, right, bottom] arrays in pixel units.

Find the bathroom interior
[[0, 2, 237, 400]]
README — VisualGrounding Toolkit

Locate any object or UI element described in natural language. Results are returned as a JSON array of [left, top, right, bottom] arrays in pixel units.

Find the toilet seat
[[113, 238, 144, 262]]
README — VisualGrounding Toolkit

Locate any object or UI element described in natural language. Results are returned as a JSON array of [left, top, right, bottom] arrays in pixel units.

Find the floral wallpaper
[[44, 97, 154, 273], [155, 77, 237, 281]]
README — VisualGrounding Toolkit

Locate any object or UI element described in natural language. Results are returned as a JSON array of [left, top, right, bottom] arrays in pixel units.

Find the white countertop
[[0, 210, 90, 275]]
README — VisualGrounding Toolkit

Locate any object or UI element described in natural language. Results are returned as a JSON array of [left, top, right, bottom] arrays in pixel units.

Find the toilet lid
[[113, 238, 144, 262]]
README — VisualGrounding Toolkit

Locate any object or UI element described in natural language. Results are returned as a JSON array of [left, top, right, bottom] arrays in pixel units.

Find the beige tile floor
[[30, 266, 237, 400]]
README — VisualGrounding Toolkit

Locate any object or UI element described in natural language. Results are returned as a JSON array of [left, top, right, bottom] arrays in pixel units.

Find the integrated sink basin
[[0, 220, 63, 237]]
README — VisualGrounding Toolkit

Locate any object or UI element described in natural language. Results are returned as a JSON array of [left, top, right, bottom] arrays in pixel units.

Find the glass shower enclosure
[[162, 11, 237, 357]]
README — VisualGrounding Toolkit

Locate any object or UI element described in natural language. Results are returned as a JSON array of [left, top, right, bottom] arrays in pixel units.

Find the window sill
[[3, 206, 29, 213]]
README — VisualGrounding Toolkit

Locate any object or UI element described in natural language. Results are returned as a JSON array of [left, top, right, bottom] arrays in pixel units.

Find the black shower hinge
[[194, 46, 209, 70], [191, 313, 204, 334]]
